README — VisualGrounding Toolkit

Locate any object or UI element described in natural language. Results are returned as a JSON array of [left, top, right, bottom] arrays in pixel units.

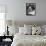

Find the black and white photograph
[[0, 0, 46, 46], [26, 3, 36, 16]]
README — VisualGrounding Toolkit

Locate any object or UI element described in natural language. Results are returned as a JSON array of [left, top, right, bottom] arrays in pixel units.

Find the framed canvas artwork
[[26, 3, 36, 16]]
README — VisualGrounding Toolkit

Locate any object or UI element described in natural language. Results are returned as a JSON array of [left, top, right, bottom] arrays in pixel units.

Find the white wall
[[0, 0, 46, 22]]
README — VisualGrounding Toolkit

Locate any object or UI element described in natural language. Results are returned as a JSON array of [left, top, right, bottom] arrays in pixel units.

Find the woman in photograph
[[27, 5, 35, 15], [26, 3, 36, 16]]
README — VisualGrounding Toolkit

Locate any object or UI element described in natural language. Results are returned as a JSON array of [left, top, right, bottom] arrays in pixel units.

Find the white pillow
[[41, 25, 45, 35], [24, 27, 32, 35], [19, 27, 25, 34], [24, 24, 32, 28], [19, 27, 32, 35], [24, 24, 32, 35], [32, 26, 41, 35], [42, 25, 46, 33], [8, 26, 19, 36]]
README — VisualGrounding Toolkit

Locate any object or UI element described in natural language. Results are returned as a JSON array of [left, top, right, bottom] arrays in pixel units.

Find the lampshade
[[6, 20, 12, 26]]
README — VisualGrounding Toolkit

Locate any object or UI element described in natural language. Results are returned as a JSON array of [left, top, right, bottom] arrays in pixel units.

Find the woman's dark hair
[[28, 5, 35, 10]]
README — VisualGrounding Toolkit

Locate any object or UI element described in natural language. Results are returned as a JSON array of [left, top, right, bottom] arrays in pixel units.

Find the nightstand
[[0, 36, 13, 46]]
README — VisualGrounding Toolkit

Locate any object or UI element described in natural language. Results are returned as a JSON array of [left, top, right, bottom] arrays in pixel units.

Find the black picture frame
[[26, 3, 36, 16]]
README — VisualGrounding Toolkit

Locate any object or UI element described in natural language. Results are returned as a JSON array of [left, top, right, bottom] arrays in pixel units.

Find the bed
[[11, 21, 46, 46], [11, 33, 46, 46]]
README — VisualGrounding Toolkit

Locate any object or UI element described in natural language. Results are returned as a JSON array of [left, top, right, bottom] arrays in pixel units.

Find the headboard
[[15, 21, 46, 27], [6, 20, 46, 27]]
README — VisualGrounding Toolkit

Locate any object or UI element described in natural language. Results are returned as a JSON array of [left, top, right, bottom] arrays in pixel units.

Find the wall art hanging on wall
[[26, 3, 36, 16]]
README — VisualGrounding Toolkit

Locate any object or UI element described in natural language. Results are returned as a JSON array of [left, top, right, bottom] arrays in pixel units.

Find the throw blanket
[[11, 33, 46, 46]]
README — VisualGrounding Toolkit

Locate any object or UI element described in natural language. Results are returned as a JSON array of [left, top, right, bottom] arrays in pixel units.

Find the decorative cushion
[[24, 27, 32, 35], [42, 25, 46, 35], [24, 24, 32, 34], [42, 25, 46, 33], [32, 26, 41, 35], [19, 27, 32, 35], [19, 27, 25, 34], [24, 24, 32, 29], [8, 26, 19, 36]]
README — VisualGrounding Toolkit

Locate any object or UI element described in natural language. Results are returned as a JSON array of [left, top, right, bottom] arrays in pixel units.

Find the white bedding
[[11, 33, 46, 46]]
